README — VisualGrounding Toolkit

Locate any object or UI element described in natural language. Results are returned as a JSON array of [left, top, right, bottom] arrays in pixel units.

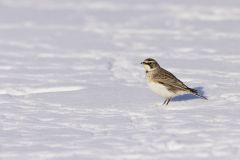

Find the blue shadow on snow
[[172, 87, 207, 102]]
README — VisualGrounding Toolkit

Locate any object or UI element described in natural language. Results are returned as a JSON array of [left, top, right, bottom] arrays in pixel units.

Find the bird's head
[[141, 58, 160, 72]]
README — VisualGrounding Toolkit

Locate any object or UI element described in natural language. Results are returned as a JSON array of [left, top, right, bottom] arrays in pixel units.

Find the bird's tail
[[189, 88, 208, 100]]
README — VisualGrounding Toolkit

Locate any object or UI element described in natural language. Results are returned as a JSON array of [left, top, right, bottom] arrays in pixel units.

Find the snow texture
[[0, 0, 240, 159]]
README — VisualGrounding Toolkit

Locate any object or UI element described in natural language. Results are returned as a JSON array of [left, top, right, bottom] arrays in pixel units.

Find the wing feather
[[153, 68, 190, 91]]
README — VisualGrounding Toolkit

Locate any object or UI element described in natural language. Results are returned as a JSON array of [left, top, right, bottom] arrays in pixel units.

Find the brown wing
[[153, 67, 190, 92]]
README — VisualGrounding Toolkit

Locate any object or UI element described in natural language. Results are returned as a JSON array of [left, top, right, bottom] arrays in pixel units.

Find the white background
[[0, 0, 240, 159]]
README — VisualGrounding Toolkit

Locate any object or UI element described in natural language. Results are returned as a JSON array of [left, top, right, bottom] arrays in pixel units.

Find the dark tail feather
[[189, 88, 208, 100]]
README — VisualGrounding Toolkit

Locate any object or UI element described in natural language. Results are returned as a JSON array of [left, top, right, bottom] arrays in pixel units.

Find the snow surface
[[0, 0, 240, 159]]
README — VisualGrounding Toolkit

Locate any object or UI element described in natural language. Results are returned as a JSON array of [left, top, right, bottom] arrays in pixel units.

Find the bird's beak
[[141, 62, 144, 64]]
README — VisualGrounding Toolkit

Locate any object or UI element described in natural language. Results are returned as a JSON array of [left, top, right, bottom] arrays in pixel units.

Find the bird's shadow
[[172, 87, 206, 102]]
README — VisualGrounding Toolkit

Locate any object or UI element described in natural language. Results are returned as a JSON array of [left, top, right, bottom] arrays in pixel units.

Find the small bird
[[141, 58, 207, 105]]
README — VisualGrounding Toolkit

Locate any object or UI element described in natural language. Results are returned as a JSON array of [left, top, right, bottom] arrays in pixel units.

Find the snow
[[0, 0, 240, 159]]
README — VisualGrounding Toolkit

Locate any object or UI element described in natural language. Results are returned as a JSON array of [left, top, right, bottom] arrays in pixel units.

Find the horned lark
[[141, 58, 207, 105]]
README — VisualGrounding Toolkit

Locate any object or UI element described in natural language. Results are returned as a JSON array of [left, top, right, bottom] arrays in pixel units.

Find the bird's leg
[[162, 99, 168, 105], [166, 98, 171, 105]]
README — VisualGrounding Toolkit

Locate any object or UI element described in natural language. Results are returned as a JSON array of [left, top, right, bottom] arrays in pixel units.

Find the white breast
[[148, 82, 176, 98]]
